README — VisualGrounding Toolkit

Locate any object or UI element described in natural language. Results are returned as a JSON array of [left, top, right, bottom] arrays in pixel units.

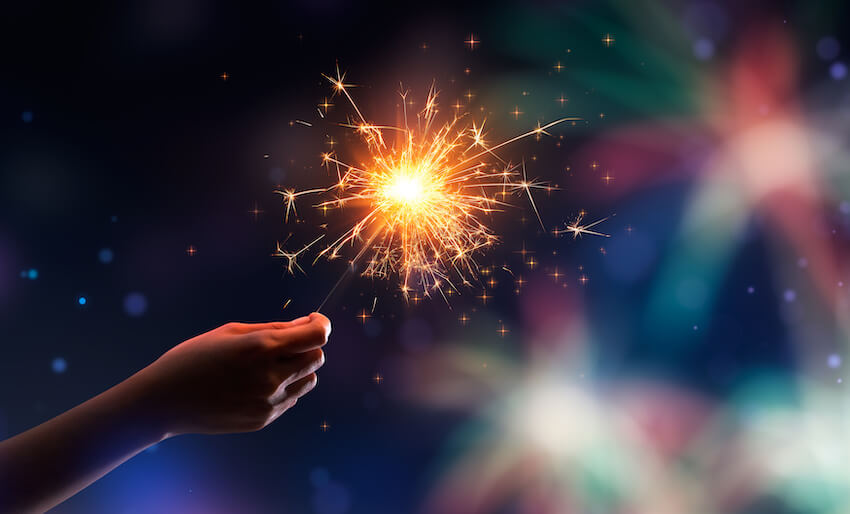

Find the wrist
[[115, 367, 177, 443]]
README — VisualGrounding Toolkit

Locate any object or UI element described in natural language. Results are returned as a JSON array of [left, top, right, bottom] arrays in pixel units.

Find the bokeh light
[[98, 248, 114, 264], [123, 292, 148, 317], [51, 357, 67, 374]]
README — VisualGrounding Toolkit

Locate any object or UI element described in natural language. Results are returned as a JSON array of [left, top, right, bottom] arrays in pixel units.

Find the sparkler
[[276, 66, 585, 304]]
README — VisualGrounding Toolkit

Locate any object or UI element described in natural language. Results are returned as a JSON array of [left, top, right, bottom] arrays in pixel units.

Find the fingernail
[[291, 316, 310, 325]]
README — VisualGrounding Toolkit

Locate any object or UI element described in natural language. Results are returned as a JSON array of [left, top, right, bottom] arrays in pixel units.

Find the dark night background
[[2, 1, 849, 513]]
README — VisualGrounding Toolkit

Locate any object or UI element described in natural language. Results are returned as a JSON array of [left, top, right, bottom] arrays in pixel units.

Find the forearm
[[0, 372, 168, 513]]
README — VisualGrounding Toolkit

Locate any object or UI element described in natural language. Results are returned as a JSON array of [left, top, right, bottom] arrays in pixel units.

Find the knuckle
[[236, 333, 269, 356], [258, 334, 278, 350], [282, 368, 301, 385], [306, 348, 325, 366], [292, 373, 318, 396], [246, 331, 276, 351], [295, 349, 324, 373]]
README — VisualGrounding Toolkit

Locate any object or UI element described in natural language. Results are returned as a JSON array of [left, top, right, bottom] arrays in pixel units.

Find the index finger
[[260, 312, 332, 354], [226, 315, 311, 334]]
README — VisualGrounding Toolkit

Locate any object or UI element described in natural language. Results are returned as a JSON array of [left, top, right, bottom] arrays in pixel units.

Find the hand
[[131, 312, 331, 436], [0, 313, 330, 513]]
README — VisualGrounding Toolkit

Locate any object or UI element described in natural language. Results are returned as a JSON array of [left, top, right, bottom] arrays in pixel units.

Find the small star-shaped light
[[318, 97, 334, 113], [515, 244, 533, 258], [249, 202, 264, 221], [322, 65, 356, 97], [357, 309, 371, 324]]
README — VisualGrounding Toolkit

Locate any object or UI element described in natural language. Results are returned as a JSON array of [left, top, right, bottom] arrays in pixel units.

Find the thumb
[[262, 312, 332, 354]]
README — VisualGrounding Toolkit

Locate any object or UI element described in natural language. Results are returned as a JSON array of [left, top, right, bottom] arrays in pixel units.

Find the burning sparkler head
[[277, 66, 587, 301], [335, 113, 502, 292]]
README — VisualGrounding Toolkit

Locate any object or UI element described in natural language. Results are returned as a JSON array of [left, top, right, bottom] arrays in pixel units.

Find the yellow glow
[[381, 171, 429, 208]]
